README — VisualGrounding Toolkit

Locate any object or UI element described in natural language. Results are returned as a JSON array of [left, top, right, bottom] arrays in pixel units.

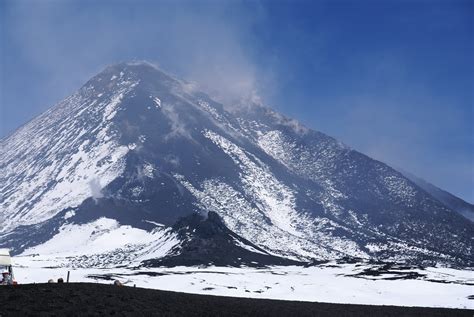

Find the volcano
[[1, 61, 472, 268]]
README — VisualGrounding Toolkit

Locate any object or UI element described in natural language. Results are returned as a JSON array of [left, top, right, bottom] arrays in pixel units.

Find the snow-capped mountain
[[1, 62, 472, 267]]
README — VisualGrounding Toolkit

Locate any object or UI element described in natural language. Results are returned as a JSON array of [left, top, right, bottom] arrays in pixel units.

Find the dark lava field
[[0, 283, 472, 316]]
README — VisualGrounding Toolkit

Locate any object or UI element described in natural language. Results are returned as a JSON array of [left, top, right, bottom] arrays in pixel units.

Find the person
[[1, 270, 12, 285]]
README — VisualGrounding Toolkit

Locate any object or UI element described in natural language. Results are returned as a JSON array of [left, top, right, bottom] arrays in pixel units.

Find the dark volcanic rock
[[0, 283, 472, 317], [144, 211, 301, 267]]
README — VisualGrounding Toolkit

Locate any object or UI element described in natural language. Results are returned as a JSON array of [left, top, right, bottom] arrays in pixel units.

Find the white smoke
[[88, 178, 104, 202]]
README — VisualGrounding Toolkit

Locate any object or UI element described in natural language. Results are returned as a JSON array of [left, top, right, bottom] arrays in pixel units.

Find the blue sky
[[1, 0, 473, 202]]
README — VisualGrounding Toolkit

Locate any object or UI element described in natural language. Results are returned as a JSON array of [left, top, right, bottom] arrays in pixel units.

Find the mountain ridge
[[399, 169, 474, 222]]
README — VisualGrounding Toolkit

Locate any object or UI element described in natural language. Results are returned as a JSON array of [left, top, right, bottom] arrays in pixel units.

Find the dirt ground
[[0, 283, 471, 316]]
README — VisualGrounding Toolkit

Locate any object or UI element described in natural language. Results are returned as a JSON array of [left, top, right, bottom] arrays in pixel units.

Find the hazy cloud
[[1, 1, 266, 136]]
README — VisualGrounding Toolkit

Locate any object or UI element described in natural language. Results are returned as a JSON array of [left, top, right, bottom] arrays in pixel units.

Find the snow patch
[[20, 218, 180, 268], [153, 97, 162, 108]]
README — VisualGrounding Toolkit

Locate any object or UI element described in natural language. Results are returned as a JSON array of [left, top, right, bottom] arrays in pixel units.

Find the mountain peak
[[104, 60, 166, 76], [81, 61, 182, 95]]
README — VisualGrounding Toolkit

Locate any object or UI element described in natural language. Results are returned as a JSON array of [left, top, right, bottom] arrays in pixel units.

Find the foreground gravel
[[0, 283, 472, 316]]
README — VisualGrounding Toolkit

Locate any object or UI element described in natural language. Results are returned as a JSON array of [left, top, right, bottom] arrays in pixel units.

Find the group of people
[[1, 270, 13, 285]]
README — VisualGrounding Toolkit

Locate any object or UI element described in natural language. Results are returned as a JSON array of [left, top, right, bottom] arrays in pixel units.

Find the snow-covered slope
[[0, 73, 136, 232], [21, 217, 179, 268], [1, 62, 472, 268]]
